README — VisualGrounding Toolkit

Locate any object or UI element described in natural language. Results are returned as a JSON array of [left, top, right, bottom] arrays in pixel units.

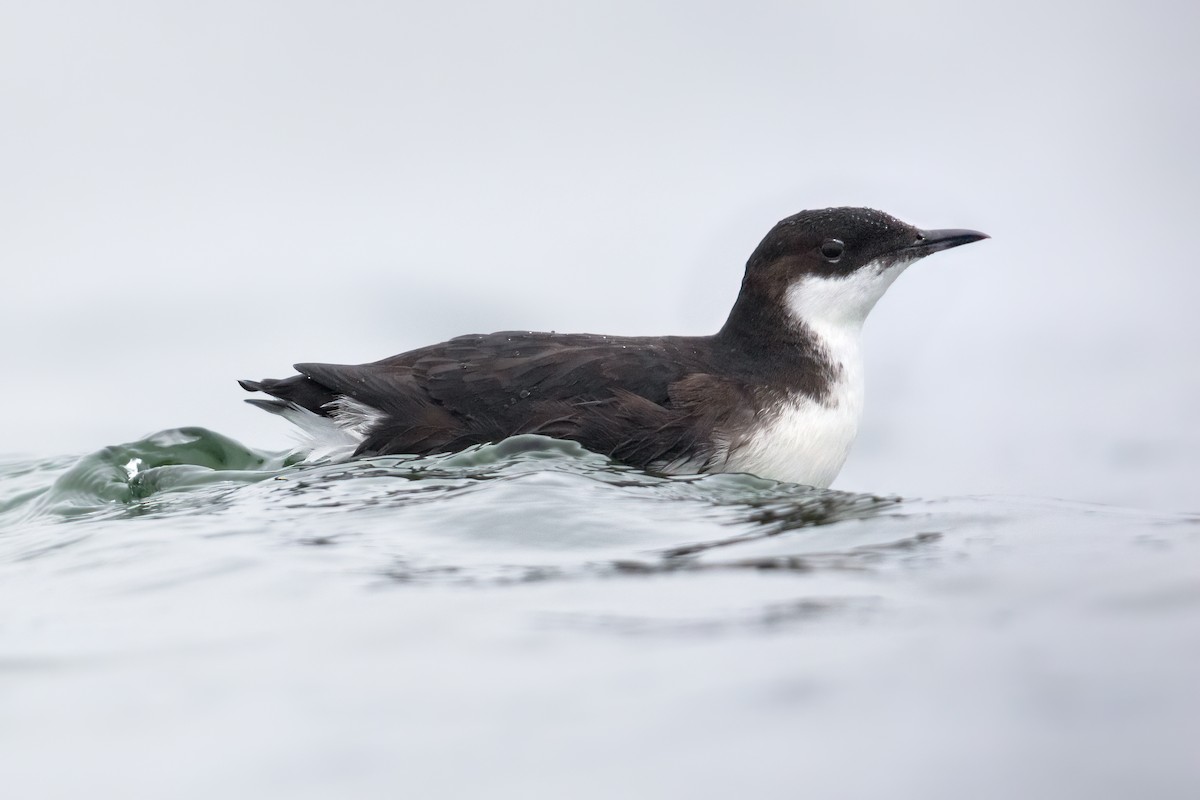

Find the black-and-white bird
[[240, 207, 987, 486]]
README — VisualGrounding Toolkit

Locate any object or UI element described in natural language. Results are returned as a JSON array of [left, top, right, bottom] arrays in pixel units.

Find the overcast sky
[[2, 0, 1197, 510]]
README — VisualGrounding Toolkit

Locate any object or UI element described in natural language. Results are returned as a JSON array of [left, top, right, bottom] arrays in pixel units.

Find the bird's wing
[[244, 331, 751, 469]]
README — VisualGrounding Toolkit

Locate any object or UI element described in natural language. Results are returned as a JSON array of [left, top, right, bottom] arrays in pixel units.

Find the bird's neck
[[784, 279, 869, 362], [718, 273, 872, 358], [712, 287, 862, 422]]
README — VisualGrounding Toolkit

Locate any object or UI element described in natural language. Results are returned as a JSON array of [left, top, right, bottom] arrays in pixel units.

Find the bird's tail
[[239, 375, 365, 463]]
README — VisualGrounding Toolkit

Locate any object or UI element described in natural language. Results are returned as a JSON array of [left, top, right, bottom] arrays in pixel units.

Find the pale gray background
[[3, 0, 1197, 511]]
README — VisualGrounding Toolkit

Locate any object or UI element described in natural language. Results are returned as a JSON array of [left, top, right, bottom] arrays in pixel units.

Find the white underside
[[722, 390, 862, 488], [275, 398, 382, 463]]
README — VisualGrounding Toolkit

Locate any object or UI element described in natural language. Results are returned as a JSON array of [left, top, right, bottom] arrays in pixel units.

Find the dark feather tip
[[244, 398, 290, 414]]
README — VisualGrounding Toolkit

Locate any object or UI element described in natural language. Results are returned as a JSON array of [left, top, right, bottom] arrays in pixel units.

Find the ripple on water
[[1, 428, 1199, 798]]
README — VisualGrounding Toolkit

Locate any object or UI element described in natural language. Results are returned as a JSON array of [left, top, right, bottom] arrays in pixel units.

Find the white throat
[[784, 256, 918, 378], [721, 257, 917, 487], [785, 256, 917, 335]]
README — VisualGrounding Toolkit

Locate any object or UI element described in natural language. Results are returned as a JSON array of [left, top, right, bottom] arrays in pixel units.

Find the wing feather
[[242, 331, 748, 469]]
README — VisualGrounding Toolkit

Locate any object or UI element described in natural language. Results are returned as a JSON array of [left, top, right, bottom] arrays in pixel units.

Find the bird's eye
[[820, 239, 844, 262]]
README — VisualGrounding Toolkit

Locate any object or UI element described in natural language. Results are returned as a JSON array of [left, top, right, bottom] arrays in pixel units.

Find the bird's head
[[722, 207, 988, 342]]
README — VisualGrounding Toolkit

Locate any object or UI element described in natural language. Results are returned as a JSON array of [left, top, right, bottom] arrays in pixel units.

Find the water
[[2, 428, 1198, 799]]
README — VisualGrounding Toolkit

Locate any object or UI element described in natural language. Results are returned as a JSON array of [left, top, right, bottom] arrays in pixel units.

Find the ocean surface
[[2, 427, 1198, 799]]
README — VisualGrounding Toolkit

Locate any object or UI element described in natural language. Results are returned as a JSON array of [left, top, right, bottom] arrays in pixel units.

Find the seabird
[[240, 207, 987, 486]]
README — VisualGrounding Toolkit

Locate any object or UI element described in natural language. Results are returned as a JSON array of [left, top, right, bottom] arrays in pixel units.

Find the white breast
[[718, 259, 913, 487], [722, 352, 864, 488]]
